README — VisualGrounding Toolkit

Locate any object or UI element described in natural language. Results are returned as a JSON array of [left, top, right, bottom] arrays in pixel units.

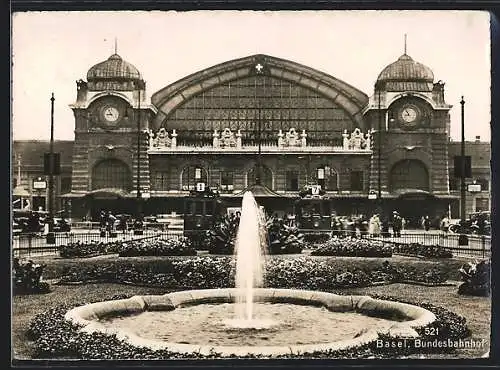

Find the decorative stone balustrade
[[147, 127, 371, 153]]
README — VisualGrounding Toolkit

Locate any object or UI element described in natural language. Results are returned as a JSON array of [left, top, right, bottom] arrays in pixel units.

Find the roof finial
[[114, 37, 118, 54], [404, 34, 407, 55]]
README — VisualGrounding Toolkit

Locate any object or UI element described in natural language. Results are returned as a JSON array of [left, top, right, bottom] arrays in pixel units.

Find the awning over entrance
[[233, 184, 286, 198], [13, 186, 30, 197], [85, 188, 131, 199], [60, 192, 86, 198], [387, 189, 459, 200]]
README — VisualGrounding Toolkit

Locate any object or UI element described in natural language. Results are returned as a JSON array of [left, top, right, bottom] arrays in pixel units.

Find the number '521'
[[424, 328, 439, 336]]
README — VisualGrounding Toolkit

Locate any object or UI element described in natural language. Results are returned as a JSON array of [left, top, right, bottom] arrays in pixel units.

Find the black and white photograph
[[11, 10, 492, 362]]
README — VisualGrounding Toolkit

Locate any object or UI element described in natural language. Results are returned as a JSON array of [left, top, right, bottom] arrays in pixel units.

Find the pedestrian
[[369, 214, 381, 237], [107, 211, 116, 234], [423, 215, 431, 232], [440, 214, 450, 237], [392, 211, 402, 238], [381, 216, 390, 238], [119, 214, 128, 234], [359, 214, 369, 238]]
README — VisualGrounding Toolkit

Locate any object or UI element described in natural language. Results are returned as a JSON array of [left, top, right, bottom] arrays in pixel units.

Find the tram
[[294, 185, 333, 234], [182, 186, 225, 246]]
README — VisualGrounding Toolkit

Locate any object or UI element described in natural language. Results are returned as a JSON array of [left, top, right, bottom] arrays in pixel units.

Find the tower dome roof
[[87, 54, 142, 81], [377, 54, 434, 91]]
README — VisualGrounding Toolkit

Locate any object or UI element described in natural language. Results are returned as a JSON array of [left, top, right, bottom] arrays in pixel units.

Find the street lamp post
[[46, 93, 56, 244], [377, 86, 383, 215], [459, 96, 468, 245], [134, 83, 144, 235]]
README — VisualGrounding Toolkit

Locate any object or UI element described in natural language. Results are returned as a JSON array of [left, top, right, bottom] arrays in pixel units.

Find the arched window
[[92, 159, 131, 191], [247, 165, 273, 189], [390, 159, 429, 192], [181, 166, 208, 191]]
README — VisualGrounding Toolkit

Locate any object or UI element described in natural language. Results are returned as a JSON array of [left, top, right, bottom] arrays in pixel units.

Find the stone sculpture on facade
[[214, 128, 238, 149], [149, 128, 176, 149], [342, 128, 370, 150], [278, 128, 306, 147]]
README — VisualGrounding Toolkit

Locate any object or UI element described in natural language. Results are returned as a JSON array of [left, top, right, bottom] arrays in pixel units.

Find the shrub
[[207, 215, 238, 255], [58, 240, 120, 258], [458, 260, 490, 297], [303, 233, 331, 245], [311, 237, 392, 257], [13, 258, 50, 295], [56, 256, 449, 289], [392, 243, 453, 258], [118, 238, 196, 257], [207, 215, 305, 255], [267, 218, 304, 254]]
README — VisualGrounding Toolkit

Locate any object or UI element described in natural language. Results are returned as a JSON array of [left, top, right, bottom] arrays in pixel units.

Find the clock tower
[[363, 50, 453, 224], [69, 53, 156, 219]]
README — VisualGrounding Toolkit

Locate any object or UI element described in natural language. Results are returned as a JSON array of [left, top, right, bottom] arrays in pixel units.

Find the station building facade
[[12, 52, 491, 224]]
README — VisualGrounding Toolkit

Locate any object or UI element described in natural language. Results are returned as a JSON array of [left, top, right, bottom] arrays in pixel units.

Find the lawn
[[11, 253, 491, 360]]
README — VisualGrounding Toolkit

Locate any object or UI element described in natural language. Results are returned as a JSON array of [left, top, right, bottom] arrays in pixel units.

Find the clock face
[[401, 107, 417, 123], [398, 104, 420, 128], [102, 106, 120, 123]]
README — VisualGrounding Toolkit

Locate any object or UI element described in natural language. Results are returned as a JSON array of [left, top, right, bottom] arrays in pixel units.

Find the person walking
[[423, 215, 431, 232], [369, 214, 381, 237], [392, 211, 402, 238], [381, 216, 390, 238], [107, 211, 117, 235], [440, 215, 450, 237]]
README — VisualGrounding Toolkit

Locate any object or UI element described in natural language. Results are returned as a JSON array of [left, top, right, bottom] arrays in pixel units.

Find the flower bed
[[55, 256, 449, 289], [27, 295, 470, 359], [392, 243, 453, 259], [117, 238, 196, 257], [310, 237, 392, 257], [58, 240, 120, 258], [58, 238, 195, 258]]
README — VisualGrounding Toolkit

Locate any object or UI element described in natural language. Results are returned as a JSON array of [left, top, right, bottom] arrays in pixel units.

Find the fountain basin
[[65, 288, 436, 357]]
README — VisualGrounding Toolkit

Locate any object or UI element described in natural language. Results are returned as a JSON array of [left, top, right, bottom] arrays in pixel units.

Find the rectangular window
[[195, 168, 202, 180], [475, 198, 489, 212], [61, 177, 72, 193], [350, 171, 364, 191], [328, 172, 338, 191], [185, 200, 194, 215], [220, 171, 234, 191], [154, 171, 169, 191], [449, 178, 458, 191], [195, 201, 204, 215], [286, 171, 299, 191], [205, 201, 214, 216]]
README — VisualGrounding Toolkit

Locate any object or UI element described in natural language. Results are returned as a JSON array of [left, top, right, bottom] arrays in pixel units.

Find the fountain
[[64, 191, 437, 357], [225, 191, 274, 329]]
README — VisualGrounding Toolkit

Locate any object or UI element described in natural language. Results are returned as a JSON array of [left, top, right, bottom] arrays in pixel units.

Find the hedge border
[[27, 292, 472, 360]]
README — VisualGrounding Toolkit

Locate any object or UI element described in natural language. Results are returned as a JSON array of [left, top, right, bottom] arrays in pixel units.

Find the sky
[[12, 10, 491, 142]]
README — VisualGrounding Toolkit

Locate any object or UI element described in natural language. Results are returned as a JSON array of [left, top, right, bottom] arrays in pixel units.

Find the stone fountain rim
[[64, 288, 436, 357]]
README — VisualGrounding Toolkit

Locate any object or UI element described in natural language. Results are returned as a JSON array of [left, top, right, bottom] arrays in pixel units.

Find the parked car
[[52, 218, 71, 232], [143, 215, 164, 230], [449, 212, 490, 235], [114, 214, 133, 231], [12, 221, 23, 235]]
